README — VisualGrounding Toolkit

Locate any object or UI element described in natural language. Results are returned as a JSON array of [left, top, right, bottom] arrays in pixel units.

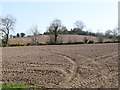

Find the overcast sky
[[1, 0, 119, 35]]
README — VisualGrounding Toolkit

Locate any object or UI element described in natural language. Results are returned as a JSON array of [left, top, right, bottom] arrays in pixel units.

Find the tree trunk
[[54, 34, 58, 44], [35, 35, 37, 45], [5, 34, 9, 46], [54, 26, 58, 44]]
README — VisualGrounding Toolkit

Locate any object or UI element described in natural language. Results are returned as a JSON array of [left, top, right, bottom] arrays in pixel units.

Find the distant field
[[9, 35, 112, 44], [2, 43, 118, 88]]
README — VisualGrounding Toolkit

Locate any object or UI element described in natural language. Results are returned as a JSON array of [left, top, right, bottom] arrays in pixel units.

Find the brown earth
[[9, 35, 112, 44], [2, 43, 118, 88]]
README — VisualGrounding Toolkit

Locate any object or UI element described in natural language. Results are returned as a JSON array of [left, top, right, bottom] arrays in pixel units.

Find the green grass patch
[[1, 82, 38, 89]]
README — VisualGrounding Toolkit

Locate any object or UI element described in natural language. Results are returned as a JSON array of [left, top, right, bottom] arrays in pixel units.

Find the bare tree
[[60, 26, 69, 34], [96, 32, 104, 43], [0, 15, 16, 46], [105, 28, 118, 42], [105, 30, 112, 38], [47, 19, 62, 44], [112, 28, 118, 42], [30, 25, 39, 45], [74, 20, 85, 30]]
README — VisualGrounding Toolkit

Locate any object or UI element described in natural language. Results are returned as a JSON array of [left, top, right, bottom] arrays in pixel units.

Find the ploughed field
[[2, 43, 118, 88]]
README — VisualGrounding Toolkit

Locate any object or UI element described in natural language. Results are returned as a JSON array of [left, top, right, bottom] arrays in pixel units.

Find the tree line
[[0, 15, 119, 46]]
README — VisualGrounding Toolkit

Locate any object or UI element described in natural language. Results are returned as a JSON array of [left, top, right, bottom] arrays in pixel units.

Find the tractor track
[[2, 44, 118, 88]]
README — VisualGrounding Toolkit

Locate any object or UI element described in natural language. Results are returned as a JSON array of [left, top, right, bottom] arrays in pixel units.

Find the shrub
[[83, 37, 89, 43], [26, 43, 31, 46], [97, 33, 104, 43], [37, 42, 47, 45], [57, 38, 63, 45], [74, 41, 84, 44], [9, 42, 26, 46], [104, 41, 112, 43], [2, 39, 7, 47], [68, 39, 72, 44], [87, 40, 94, 44], [47, 41, 54, 45], [66, 41, 84, 44], [47, 35, 55, 44], [98, 37, 104, 43]]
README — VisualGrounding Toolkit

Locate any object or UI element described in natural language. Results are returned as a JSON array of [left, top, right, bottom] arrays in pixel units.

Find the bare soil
[[2, 43, 118, 88], [9, 35, 112, 44]]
